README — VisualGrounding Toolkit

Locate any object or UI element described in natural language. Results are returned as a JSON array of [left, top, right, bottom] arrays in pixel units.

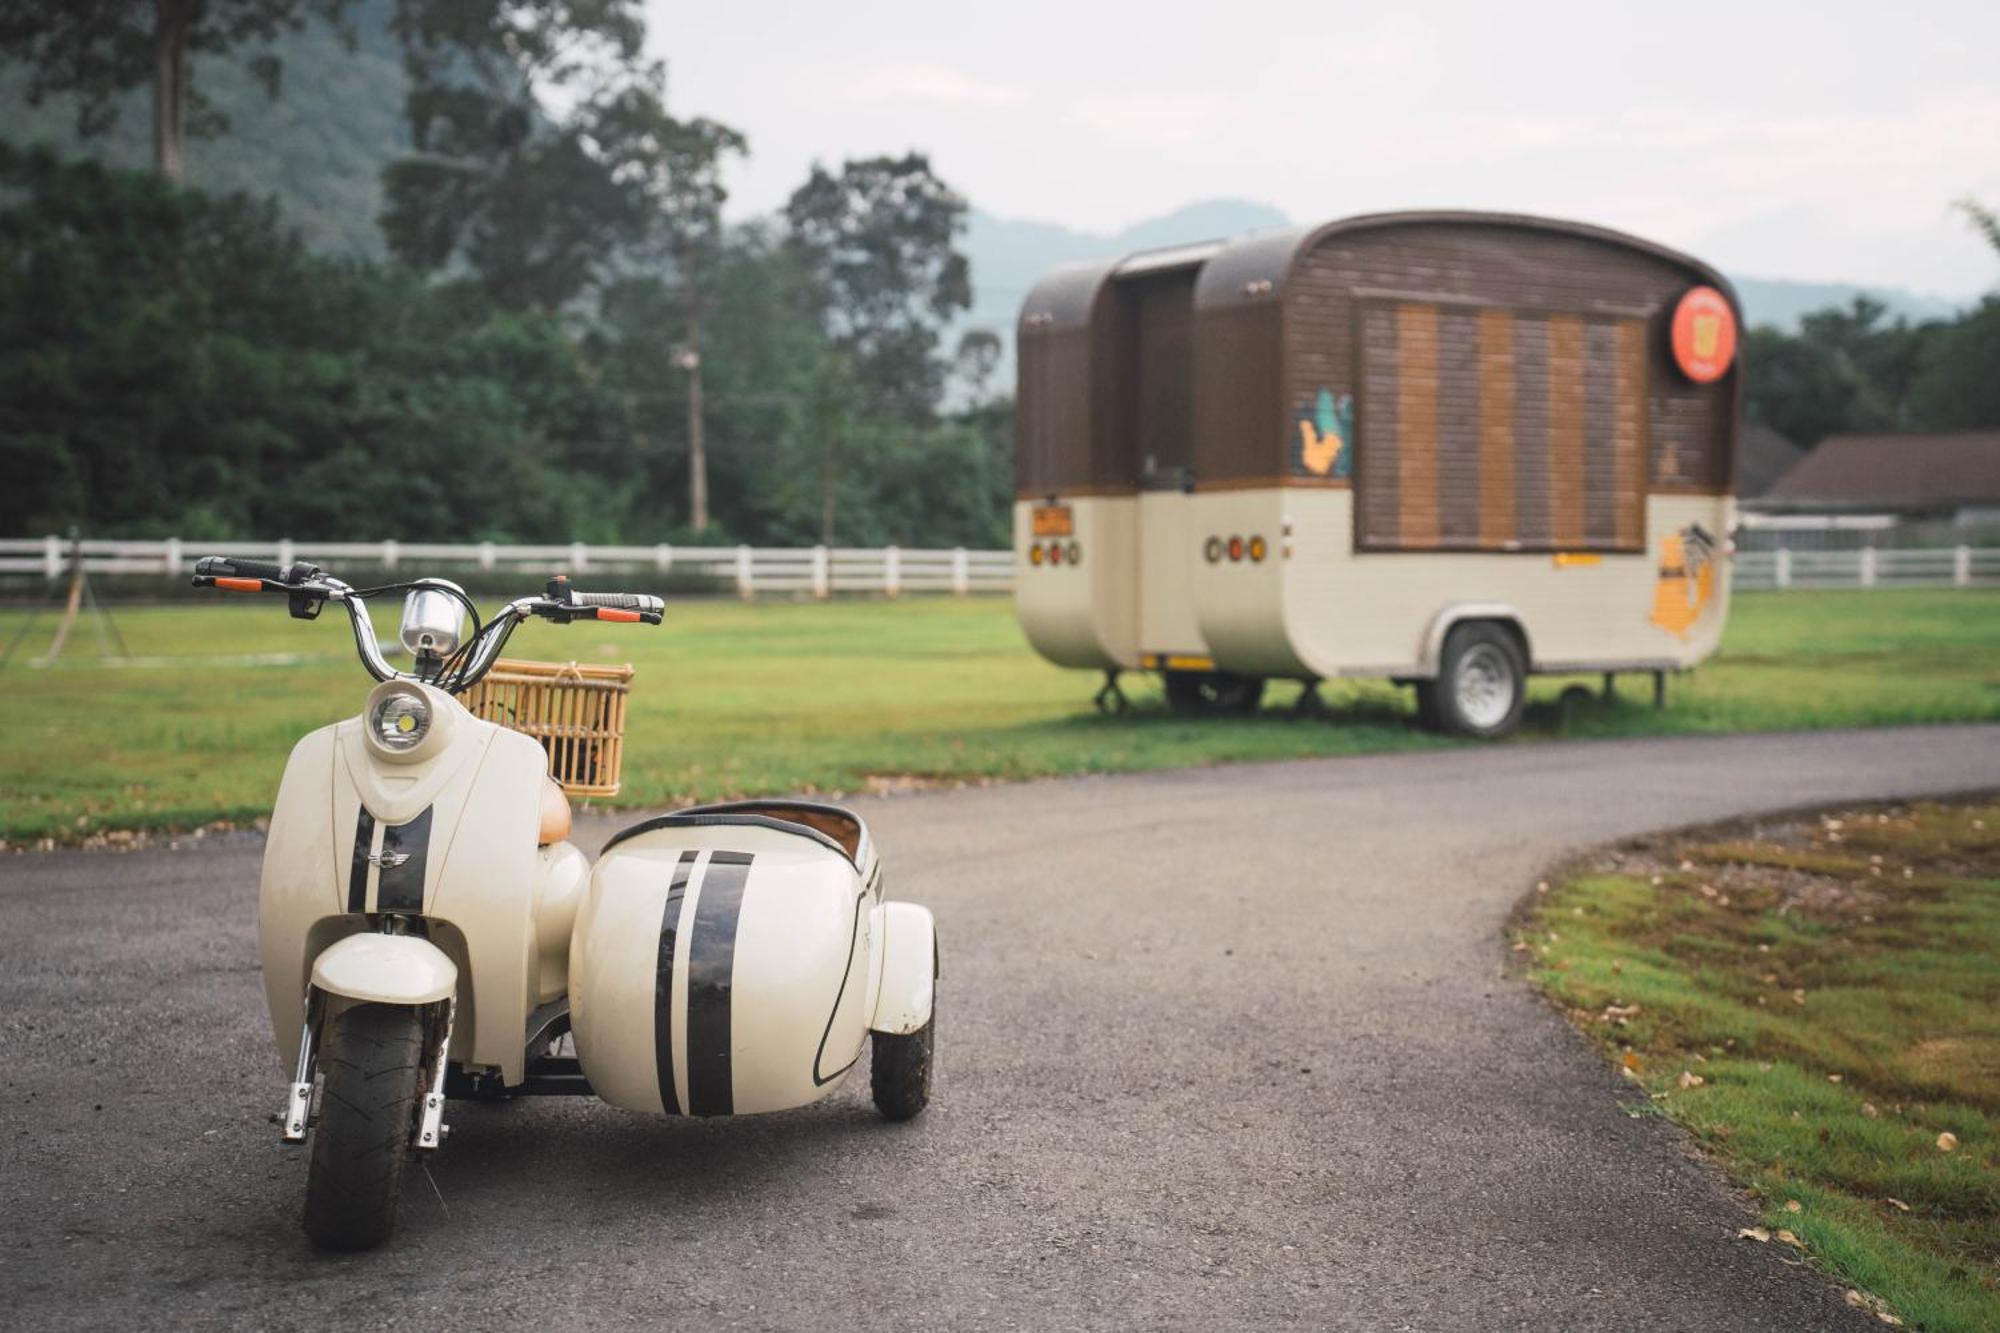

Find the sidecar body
[[569, 801, 936, 1116]]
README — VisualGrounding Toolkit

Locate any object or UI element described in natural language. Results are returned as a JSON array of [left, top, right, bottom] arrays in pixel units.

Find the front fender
[[311, 934, 457, 1006], [868, 902, 937, 1035]]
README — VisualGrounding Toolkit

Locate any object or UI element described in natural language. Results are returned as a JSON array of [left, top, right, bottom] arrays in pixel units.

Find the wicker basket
[[461, 658, 635, 798]]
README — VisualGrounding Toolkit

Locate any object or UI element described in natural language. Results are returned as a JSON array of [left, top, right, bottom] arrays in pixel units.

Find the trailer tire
[[1432, 623, 1526, 739], [1164, 671, 1265, 716], [302, 1002, 426, 1251], [871, 1014, 934, 1122]]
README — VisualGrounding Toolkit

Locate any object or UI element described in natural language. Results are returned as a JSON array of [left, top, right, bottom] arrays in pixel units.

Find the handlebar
[[189, 559, 662, 691]]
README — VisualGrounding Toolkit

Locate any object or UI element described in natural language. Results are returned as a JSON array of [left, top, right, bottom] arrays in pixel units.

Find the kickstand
[[1292, 680, 1330, 719], [1093, 669, 1130, 715]]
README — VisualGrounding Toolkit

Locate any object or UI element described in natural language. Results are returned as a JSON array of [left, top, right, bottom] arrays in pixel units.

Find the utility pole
[[675, 332, 706, 533]]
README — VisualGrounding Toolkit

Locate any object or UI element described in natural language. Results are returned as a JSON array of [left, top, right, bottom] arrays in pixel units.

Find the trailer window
[[1353, 299, 1647, 553]]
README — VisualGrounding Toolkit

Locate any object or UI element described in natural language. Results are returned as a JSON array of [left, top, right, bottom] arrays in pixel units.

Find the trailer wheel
[[1164, 671, 1265, 716], [871, 1014, 934, 1122], [1432, 623, 1526, 739]]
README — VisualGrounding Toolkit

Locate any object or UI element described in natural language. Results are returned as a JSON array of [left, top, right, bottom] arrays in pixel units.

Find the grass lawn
[[1517, 798, 2000, 1332], [1, 587, 1997, 844]]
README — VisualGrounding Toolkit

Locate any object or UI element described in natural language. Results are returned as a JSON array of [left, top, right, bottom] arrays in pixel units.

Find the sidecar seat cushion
[[603, 800, 868, 867], [537, 775, 572, 846]]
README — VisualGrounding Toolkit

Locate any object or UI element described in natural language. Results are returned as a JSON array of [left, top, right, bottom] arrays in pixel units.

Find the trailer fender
[[311, 933, 458, 1006], [868, 902, 937, 1036], [1417, 603, 1530, 678]]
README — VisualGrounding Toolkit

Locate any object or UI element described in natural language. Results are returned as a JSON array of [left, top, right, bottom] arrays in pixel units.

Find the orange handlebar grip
[[215, 577, 263, 592], [594, 608, 641, 622]]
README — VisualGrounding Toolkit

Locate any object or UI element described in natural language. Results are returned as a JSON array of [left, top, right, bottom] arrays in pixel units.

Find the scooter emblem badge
[[368, 849, 412, 869]]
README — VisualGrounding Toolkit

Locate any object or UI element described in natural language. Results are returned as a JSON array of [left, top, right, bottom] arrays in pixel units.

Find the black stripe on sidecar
[[654, 849, 699, 1115], [685, 851, 754, 1117]]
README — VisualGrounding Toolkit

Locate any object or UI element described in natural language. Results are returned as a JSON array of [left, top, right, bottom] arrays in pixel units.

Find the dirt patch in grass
[[1516, 795, 2000, 1332]]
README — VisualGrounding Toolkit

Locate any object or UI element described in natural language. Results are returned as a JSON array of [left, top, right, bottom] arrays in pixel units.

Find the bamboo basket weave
[[461, 658, 635, 797]]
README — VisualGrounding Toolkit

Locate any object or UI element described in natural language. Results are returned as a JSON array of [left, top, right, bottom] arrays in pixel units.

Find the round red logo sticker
[[1671, 286, 1736, 384]]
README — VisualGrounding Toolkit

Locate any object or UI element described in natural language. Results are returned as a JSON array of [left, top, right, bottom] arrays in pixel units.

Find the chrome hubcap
[[1454, 644, 1514, 730]]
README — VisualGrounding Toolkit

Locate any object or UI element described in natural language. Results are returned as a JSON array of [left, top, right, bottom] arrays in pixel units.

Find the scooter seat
[[603, 799, 871, 871]]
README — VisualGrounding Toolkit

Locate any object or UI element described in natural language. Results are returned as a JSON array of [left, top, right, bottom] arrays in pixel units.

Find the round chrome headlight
[[370, 691, 431, 752]]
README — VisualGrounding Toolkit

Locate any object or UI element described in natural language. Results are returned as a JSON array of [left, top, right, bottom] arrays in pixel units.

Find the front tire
[[303, 1002, 427, 1251], [1164, 670, 1265, 716], [1431, 623, 1527, 739], [871, 1014, 934, 1122]]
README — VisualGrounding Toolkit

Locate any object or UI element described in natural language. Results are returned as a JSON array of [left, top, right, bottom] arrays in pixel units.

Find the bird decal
[[1649, 524, 1718, 639], [1296, 389, 1354, 478]]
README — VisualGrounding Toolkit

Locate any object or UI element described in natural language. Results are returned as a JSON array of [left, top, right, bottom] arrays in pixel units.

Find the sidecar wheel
[[870, 1014, 934, 1122], [303, 1002, 426, 1251]]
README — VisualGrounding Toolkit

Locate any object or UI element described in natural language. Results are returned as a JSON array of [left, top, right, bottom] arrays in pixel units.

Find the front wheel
[[303, 1002, 427, 1250], [871, 1014, 934, 1122]]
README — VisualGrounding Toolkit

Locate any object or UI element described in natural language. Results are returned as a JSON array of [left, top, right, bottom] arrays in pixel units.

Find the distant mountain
[[1725, 276, 1962, 330]]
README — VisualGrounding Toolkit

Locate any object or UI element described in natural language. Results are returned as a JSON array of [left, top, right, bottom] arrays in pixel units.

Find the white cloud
[[842, 62, 1028, 107], [1068, 93, 1245, 150]]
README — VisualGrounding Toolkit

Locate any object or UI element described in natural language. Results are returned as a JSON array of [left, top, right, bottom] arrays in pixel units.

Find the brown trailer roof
[[1759, 432, 2000, 512]]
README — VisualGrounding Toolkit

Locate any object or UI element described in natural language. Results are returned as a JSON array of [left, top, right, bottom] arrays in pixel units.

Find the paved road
[[4, 726, 1997, 1331]]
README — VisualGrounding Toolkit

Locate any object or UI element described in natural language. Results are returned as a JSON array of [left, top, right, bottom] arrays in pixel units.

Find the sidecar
[[569, 800, 937, 1119]]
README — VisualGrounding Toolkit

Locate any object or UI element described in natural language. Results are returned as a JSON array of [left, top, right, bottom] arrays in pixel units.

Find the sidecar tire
[[871, 1014, 934, 1122], [303, 1002, 426, 1251]]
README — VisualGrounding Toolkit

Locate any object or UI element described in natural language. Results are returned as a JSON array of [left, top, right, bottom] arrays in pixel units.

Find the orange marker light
[[1028, 544, 1045, 566], [1248, 536, 1267, 562], [1227, 536, 1244, 562]]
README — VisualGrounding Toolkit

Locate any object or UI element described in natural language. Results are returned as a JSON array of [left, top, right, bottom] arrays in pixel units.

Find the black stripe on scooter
[[346, 808, 375, 913], [653, 850, 699, 1115], [685, 851, 754, 1117], [375, 806, 433, 913]]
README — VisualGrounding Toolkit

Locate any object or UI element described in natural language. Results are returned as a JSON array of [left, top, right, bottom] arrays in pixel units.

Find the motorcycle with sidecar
[[193, 555, 938, 1250]]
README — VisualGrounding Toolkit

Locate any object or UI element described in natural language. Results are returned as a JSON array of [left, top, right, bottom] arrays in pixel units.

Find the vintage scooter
[[193, 555, 938, 1251]]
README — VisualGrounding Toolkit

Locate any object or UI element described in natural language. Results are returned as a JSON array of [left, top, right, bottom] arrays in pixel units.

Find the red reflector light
[[1227, 536, 1244, 562]]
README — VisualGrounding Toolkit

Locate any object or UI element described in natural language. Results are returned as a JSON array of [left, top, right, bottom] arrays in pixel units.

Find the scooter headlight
[[370, 692, 431, 752]]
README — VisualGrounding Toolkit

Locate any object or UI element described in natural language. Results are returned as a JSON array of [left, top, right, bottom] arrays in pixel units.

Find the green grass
[[1518, 799, 2000, 1332], [1, 588, 1998, 844]]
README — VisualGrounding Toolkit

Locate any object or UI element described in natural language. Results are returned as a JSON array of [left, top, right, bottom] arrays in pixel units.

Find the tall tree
[[595, 77, 746, 530], [0, 0, 353, 182], [783, 153, 972, 423], [380, 0, 651, 310]]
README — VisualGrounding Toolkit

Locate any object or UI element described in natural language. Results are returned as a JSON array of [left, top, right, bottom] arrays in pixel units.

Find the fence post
[[164, 537, 182, 577], [478, 541, 496, 571], [884, 545, 902, 598], [951, 547, 969, 596], [43, 534, 61, 581], [735, 544, 753, 600], [1955, 545, 1971, 588], [1860, 545, 1877, 588], [655, 543, 673, 574], [1775, 547, 1791, 590], [382, 538, 399, 571], [569, 540, 588, 573], [811, 546, 830, 599]]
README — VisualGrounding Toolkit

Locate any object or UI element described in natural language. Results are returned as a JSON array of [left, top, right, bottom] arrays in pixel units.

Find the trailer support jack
[[1093, 670, 1130, 715], [1653, 670, 1667, 709], [1293, 680, 1329, 719]]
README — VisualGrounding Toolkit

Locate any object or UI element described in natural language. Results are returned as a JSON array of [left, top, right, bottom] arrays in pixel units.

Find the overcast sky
[[646, 0, 1997, 297]]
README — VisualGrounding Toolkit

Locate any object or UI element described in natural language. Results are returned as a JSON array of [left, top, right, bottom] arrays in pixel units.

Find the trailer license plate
[[1031, 504, 1073, 537]]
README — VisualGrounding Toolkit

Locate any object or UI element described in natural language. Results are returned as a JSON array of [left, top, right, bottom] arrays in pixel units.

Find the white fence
[[0, 537, 1014, 598], [1734, 546, 1999, 590], [4, 536, 1996, 596]]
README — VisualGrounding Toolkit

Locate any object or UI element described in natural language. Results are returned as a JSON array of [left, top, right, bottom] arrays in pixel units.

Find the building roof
[[1759, 432, 2000, 511], [1734, 423, 1805, 498]]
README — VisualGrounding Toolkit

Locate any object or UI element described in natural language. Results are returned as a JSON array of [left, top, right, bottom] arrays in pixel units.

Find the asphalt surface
[[4, 725, 1997, 1331]]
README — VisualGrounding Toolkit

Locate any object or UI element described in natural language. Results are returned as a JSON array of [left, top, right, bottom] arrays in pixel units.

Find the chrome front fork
[[279, 990, 319, 1143], [276, 991, 455, 1151]]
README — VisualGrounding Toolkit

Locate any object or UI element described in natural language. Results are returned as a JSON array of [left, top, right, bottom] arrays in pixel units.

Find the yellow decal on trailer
[[1031, 504, 1074, 537], [1649, 525, 1718, 639]]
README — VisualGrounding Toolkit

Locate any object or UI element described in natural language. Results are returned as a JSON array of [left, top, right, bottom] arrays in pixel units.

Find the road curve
[[3, 725, 1996, 1331]]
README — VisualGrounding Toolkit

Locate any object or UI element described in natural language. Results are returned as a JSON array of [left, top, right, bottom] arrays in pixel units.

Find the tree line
[[0, 0, 1012, 546]]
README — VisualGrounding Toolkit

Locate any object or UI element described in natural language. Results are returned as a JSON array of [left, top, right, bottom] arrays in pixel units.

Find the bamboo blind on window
[[1355, 300, 1647, 552]]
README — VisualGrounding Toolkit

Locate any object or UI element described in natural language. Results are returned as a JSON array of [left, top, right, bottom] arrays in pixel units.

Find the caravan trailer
[[1012, 211, 1739, 737]]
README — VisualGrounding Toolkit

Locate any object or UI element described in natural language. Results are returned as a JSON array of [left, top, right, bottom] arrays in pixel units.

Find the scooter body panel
[[260, 682, 552, 1083]]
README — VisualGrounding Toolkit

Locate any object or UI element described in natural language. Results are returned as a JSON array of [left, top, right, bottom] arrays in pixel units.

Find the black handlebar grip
[[195, 555, 288, 581], [571, 592, 663, 613]]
